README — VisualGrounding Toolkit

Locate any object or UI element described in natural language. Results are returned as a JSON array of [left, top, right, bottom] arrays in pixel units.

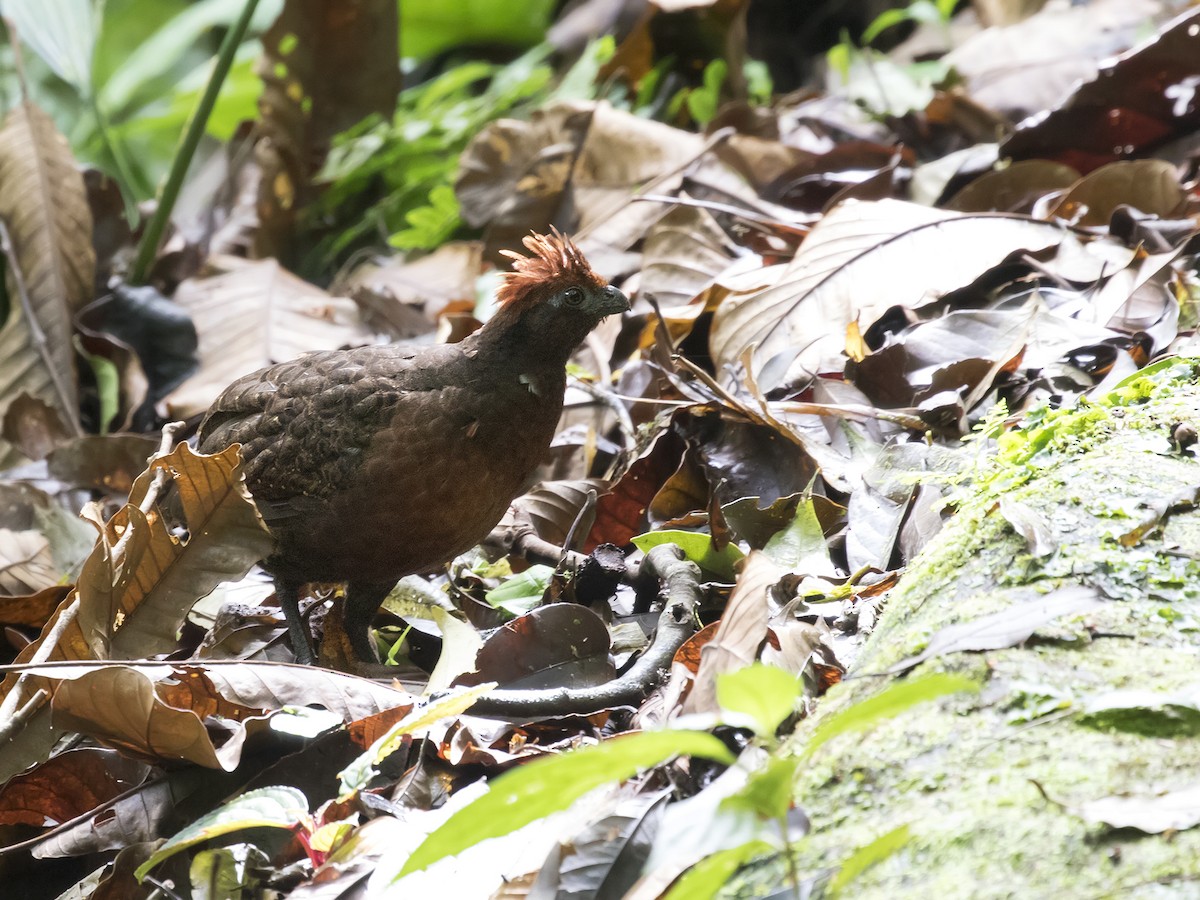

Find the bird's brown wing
[[198, 343, 451, 525]]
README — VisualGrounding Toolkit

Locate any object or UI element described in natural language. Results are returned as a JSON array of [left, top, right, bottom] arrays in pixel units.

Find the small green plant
[[860, 0, 959, 46], [313, 39, 616, 264], [825, 0, 958, 117]]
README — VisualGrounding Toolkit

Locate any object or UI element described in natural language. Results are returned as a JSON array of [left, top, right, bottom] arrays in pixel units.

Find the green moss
[[725, 359, 1200, 899]]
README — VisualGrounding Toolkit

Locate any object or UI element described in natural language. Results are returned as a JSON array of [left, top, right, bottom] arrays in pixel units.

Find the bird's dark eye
[[563, 287, 584, 306]]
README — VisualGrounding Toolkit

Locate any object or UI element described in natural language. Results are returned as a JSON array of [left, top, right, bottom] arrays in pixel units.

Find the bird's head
[[489, 230, 629, 344]]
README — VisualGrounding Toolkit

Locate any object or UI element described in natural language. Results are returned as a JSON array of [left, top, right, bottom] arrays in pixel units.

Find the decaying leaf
[[709, 199, 1100, 392], [166, 257, 371, 417], [1077, 783, 1200, 834], [887, 584, 1106, 674], [0, 102, 95, 466]]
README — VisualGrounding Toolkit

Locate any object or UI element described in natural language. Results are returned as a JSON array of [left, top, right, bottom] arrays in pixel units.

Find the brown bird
[[198, 231, 628, 664]]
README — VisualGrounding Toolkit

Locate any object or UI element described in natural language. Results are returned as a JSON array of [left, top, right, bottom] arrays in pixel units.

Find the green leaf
[[826, 40, 852, 82], [3, 0, 96, 93], [134, 786, 308, 881], [716, 664, 803, 739], [828, 825, 912, 895], [861, 7, 913, 45], [721, 756, 800, 821], [389, 182, 461, 250], [401, 0, 556, 59], [762, 498, 834, 574], [78, 343, 119, 434], [631, 531, 744, 580], [553, 36, 615, 101], [802, 673, 979, 761], [685, 58, 727, 126], [485, 564, 555, 616], [663, 839, 775, 900], [744, 60, 772, 106], [399, 730, 736, 877]]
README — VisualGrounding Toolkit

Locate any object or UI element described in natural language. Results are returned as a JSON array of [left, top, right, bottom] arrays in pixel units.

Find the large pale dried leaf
[[456, 101, 596, 232], [640, 204, 739, 308], [944, 0, 1159, 116], [887, 585, 1105, 674], [76, 443, 274, 659], [50, 665, 272, 769], [709, 199, 1114, 391], [1078, 783, 1200, 834], [683, 551, 782, 715], [1049, 160, 1186, 227], [199, 663, 412, 722], [571, 104, 707, 253], [165, 257, 370, 417], [0, 528, 55, 595], [0, 102, 94, 466]]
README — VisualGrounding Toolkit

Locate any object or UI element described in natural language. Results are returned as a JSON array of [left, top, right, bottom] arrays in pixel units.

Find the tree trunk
[[743, 358, 1200, 897]]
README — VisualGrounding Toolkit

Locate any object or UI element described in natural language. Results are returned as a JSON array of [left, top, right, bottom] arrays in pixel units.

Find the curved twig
[[468, 544, 701, 718]]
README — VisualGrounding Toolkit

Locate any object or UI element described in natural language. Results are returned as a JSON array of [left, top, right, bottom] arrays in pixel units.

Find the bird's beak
[[602, 286, 631, 315]]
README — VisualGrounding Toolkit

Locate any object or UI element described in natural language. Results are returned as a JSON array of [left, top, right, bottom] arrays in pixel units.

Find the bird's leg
[[276, 578, 315, 665], [344, 580, 396, 663]]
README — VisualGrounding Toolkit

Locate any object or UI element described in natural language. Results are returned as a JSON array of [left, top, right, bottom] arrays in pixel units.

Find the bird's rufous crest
[[497, 228, 606, 307]]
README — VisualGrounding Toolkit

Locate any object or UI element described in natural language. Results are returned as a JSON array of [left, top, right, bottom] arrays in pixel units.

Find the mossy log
[[741, 358, 1200, 898]]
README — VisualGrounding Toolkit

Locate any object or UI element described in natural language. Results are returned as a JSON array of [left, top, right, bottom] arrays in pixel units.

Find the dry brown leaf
[[1049, 160, 1186, 227], [50, 665, 272, 769], [640, 203, 740, 308], [0, 102, 95, 467], [0, 529, 56, 596], [709, 199, 1127, 392], [75, 443, 274, 659], [165, 256, 371, 417], [682, 550, 782, 715], [0, 747, 148, 827]]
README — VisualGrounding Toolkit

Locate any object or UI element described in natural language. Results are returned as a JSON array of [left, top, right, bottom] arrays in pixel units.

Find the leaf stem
[[129, 0, 261, 284], [88, 94, 144, 224]]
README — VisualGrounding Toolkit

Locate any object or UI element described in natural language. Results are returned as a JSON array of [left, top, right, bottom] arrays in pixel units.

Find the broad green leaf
[[686, 58, 727, 126], [828, 824, 912, 895], [399, 730, 736, 877], [802, 673, 979, 761], [484, 563, 555, 616], [663, 840, 775, 900], [390, 183, 462, 250], [721, 756, 800, 821], [1, 0, 96, 93], [401, 0, 555, 59], [716, 664, 803, 739], [631, 531, 744, 580], [135, 786, 308, 881], [99, 0, 278, 115], [762, 498, 834, 575], [79, 345, 118, 434]]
